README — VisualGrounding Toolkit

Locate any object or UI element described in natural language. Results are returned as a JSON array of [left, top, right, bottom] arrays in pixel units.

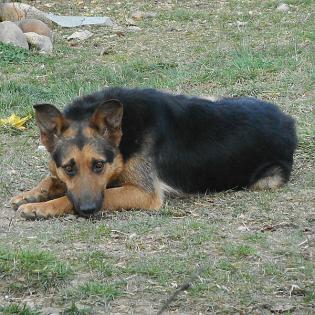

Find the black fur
[[64, 88, 297, 192]]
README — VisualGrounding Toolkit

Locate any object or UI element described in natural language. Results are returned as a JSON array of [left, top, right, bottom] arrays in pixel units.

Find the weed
[[0, 304, 40, 315], [0, 247, 72, 291]]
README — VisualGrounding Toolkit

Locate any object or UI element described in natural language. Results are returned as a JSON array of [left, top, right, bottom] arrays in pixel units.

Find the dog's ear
[[90, 99, 123, 145], [33, 104, 67, 152]]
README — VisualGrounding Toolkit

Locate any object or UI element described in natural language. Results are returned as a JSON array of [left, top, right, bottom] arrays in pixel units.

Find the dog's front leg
[[10, 176, 66, 210], [103, 184, 163, 211], [17, 196, 74, 219]]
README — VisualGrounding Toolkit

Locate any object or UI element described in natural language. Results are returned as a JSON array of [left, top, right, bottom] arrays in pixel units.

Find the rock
[[46, 13, 114, 28], [113, 26, 125, 37], [0, 3, 115, 29], [15, 19, 52, 40], [127, 26, 142, 32], [100, 46, 113, 56], [277, 3, 289, 12], [24, 32, 53, 53], [67, 30, 93, 41], [131, 11, 144, 20], [0, 21, 28, 49], [125, 17, 137, 26], [0, 3, 25, 21], [144, 12, 158, 18], [0, 3, 53, 26]]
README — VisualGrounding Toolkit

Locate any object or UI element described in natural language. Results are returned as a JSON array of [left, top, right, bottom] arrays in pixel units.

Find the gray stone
[[0, 21, 28, 49], [24, 32, 52, 53], [1, 3, 114, 29], [46, 13, 114, 28]]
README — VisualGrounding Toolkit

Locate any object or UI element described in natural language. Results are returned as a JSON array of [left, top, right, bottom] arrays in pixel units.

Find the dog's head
[[34, 99, 123, 216]]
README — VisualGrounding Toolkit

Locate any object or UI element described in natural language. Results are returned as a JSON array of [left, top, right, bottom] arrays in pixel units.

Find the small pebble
[[67, 30, 93, 41], [37, 145, 46, 151], [127, 26, 142, 32], [236, 21, 248, 27], [277, 3, 289, 12], [100, 46, 113, 56]]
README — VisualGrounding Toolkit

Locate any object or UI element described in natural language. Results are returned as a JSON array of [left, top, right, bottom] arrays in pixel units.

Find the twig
[[157, 281, 192, 315], [156, 262, 209, 315]]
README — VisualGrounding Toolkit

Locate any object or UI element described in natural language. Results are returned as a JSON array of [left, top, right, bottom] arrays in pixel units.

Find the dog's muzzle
[[67, 191, 104, 217]]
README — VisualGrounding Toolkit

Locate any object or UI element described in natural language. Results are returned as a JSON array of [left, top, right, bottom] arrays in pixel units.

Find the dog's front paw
[[17, 203, 51, 219], [10, 192, 47, 210]]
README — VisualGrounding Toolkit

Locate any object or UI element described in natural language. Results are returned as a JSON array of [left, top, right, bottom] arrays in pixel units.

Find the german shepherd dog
[[11, 88, 297, 218]]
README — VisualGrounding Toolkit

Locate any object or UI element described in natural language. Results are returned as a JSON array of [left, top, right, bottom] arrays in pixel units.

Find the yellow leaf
[[0, 114, 32, 130]]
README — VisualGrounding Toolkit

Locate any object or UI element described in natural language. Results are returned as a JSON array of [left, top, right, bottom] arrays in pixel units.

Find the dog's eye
[[93, 161, 105, 173], [63, 164, 76, 176]]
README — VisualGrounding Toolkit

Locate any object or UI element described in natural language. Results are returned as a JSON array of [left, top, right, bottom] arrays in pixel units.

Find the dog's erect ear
[[90, 99, 123, 144], [33, 104, 67, 152], [90, 99, 123, 130], [33, 104, 65, 134]]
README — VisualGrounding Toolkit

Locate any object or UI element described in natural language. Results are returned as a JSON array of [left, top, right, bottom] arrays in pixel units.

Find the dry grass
[[0, 0, 314, 314]]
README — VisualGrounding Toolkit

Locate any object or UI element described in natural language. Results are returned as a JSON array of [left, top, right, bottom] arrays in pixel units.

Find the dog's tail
[[249, 161, 293, 190]]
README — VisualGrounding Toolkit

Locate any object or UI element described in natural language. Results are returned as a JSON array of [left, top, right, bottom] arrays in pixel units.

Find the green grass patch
[[263, 262, 283, 276], [0, 247, 72, 291], [243, 232, 267, 244], [0, 304, 40, 315], [0, 43, 31, 65], [217, 259, 237, 272], [62, 222, 111, 243], [304, 288, 315, 303], [122, 253, 200, 285], [67, 281, 125, 302], [195, 47, 301, 88], [158, 9, 211, 22], [223, 244, 257, 258], [81, 250, 117, 276], [63, 303, 92, 315]]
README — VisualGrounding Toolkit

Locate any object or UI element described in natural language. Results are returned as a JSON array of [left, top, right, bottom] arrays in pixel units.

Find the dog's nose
[[78, 204, 97, 215]]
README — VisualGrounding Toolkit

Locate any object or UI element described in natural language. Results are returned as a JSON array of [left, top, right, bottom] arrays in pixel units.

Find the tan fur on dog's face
[[34, 100, 124, 216]]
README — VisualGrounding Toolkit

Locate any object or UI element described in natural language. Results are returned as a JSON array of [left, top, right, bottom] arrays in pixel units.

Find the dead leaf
[[0, 114, 32, 130]]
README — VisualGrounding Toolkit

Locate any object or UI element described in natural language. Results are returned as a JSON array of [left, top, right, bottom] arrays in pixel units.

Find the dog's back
[[65, 88, 297, 193]]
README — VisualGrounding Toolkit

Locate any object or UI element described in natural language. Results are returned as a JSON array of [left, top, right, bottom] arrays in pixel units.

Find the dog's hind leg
[[249, 162, 292, 191], [10, 176, 66, 210]]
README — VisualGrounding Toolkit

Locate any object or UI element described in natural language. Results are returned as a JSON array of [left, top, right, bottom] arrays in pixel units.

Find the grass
[[0, 43, 31, 65], [0, 0, 314, 313], [68, 281, 125, 301], [0, 304, 40, 315], [0, 247, 72, 291], [63, 303, 92, 315]]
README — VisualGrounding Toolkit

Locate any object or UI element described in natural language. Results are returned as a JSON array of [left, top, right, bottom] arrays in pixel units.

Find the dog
[[10, 88, 297, 218]]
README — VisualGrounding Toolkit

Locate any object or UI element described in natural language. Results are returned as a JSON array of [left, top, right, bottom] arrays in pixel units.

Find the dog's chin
[[75, 208, 101, 218]]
